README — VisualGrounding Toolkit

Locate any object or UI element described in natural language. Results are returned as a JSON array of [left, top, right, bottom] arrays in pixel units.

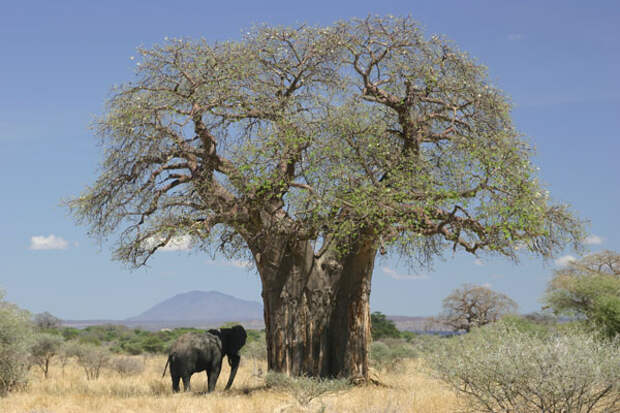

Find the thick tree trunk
[[327, 241, 376, 380], [251, 236, 376, 380]]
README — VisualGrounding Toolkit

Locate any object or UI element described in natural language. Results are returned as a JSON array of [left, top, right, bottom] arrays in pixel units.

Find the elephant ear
[[221, 325, 247, 356]]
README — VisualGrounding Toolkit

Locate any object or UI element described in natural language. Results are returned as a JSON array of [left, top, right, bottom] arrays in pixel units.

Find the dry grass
[[2, 356, 458, 413]]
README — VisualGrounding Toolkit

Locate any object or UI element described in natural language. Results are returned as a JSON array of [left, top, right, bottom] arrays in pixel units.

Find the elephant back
[[170, 332, 222, 361]]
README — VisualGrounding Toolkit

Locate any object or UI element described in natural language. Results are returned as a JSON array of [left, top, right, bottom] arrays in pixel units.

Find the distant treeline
[[45, 323, 264, 355]]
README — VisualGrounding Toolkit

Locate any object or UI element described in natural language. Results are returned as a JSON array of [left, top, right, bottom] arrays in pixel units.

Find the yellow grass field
[[2, 356, 459, 413]]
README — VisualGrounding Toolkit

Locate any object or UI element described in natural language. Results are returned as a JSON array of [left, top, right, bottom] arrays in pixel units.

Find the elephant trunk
[[224, 354, 241, 390]]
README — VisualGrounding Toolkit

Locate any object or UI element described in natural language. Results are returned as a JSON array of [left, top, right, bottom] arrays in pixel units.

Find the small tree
[[439, 284, 517, 332], [30, 333, 64, 378], [33, 312, 62, 330], [0, 290, 34, 396], [370, 312, 401, 340], [71, 343, 111, 380], [544, 250, 620, 338], [58, 343, 74, 376]]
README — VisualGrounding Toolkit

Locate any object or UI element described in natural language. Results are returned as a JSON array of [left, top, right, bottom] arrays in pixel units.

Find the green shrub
[[371, 312, 401, 340], [370, 339, 416, 372], [245, 328, 263, 343], [0, 291, 34, 396], [60, 327, 80, 341], [137, 335, 165, 353], [389, 341, 417, 360], [399, 330, 418, 341], [241, 336, 267, 360], [121, 342, 144, 355], [405, 333, 448, 357], [497, 314, 554, 337], [429, 324, 620, 412], [77, 333, 102, 346], [370, 341, 391, 368]]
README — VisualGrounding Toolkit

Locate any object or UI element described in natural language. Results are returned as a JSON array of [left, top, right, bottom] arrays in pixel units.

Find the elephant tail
[[162, 355, 171, 378]]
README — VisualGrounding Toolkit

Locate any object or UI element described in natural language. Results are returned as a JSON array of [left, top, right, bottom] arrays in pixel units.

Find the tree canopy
[[69, 15, 582, 268], [0, 290, 33, 394], [68, 16, 584, 379], [370, 311, 401, 340], [439, 284, 518, 332], [544, 250, 620, 338], [34, 312, 62, 331]]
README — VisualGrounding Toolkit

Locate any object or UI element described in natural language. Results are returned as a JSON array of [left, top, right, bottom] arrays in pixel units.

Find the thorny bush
[[429, 323, 620, 412]]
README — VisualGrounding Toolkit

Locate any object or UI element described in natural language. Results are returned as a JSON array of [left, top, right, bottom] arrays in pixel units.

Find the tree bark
[[251, 236, 376, 380]]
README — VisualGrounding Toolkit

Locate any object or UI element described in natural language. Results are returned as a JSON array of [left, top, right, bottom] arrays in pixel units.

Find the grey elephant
[[162, 325, 247, 392]]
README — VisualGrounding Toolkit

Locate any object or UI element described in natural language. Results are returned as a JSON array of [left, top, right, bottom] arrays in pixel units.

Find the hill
[[126, 290, 263, 323], [63, 290, 443, 332]]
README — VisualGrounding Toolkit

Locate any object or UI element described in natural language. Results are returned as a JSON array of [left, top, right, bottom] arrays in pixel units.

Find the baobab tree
[[439, 284, 518, 332], [68, 16, 583, 380]]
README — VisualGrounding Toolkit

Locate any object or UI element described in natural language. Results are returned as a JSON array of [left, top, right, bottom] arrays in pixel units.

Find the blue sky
[[1, 1, 618, 320]]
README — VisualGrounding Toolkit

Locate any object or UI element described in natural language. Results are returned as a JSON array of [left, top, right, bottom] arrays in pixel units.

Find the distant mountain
[[126, 290, 263, 323], [64, 289, 444, 333]]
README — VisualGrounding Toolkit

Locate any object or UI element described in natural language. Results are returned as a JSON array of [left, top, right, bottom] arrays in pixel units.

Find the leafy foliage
[[30, 333, 64, 378], [370, 339, 417, 372], [68, 15, 582, 269], [429, 324, 620, 413], [544, 250, 620, 338], [44, 324, 265, 358], [370, 312, 401, 339], [498, 314, 556, 337], [0, 291, 34, 396], [241, 330, 268, 360]]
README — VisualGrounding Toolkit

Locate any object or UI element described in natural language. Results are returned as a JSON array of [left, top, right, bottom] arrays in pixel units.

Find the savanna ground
[[3, 356, 457, 413]]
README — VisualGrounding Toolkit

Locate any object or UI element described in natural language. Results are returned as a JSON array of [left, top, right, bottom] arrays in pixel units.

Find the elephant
[[162, 325, 247, 393]]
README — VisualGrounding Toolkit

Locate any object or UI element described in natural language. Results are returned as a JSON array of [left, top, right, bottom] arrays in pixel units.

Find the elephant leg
[[207, 358, 222, 392], [182, 375, 191, 392], [224, 354, 241, 390], [172, 375, 181, 393]]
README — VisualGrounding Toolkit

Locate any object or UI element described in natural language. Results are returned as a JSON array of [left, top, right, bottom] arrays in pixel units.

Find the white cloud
[[584, 234, 603, 245], [30, 235, 69, 250], [144, 235, 192, 251], [508, 33, 524, 41], [474, 258, 485, 266], [206, 259, 254, 269], [230, 260, 253, 269], [555, 255, 576, 267], [160, 235, 192, 251], [382, 267, 428, 280]]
